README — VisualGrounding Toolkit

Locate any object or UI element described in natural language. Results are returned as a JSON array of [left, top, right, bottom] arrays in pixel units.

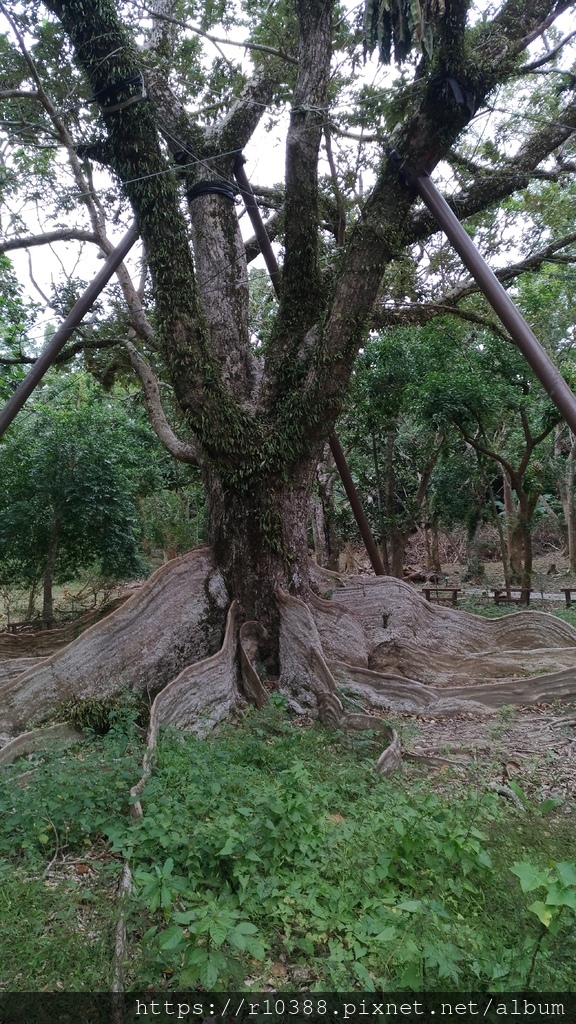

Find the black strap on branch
[[187, 181, 237, 202], [88, 73, 147, 114]]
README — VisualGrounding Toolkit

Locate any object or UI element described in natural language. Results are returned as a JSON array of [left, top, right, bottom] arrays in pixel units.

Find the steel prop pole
[[329, 433, 386, 575], [414, 173, 576, 434], [0, 224, 139, 438], [234, 156, 386, 575]]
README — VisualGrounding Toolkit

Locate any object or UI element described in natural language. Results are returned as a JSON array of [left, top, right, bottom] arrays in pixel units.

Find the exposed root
[[319, 572, 576, 686], [0, 722, 83, 765], [0, 548, 228, 739], [130, 602, 241, 819], [3, 553, 576, 782], [6, 559, 575, 1005], [0, 657, 46, 686], [487, 782, 526, 810], [111, 863, 132, 1013], [276, 588, 339, 712], [239, 621, 269, 708], [0, 596, 131, 660], [277, 592, 401, 771]]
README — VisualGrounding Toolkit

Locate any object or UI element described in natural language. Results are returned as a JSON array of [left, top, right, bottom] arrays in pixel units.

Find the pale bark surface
[[0, 548, 228, 738]]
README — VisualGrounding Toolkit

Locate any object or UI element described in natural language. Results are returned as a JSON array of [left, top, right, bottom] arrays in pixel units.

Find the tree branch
[[275, 0, 334, 334], [42, 0, 253, 464], [371, 301, 511, 341], [138, 4, 298, 64], [519, 28, 576, 71], [407, 90, 576, 244], [460, 428, 516, 479], [0, 89, 40, 100], [124, 339, 199, 465], [0, 1, 107, 238], [206, 73, 280, 154], [372, 229, 576, 340], [0, 229, 97, 253]]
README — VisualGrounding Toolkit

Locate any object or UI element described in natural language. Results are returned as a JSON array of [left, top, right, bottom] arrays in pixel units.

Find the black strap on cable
[[87, 73, 147, 114], [187, 180, 237, 202]]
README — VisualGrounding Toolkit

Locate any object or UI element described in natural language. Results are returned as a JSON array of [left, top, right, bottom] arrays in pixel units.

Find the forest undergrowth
[[1, 693, 575, 994]]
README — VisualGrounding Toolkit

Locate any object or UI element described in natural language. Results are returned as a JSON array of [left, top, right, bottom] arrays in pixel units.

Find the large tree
[[3, 0, 576, 740]]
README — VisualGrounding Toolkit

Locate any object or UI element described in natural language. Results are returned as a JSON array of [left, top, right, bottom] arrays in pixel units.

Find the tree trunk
[[372, 432, 390, 574], [517, 492, 534, 594], [564, 435, 576, 572], [206, 466, 315, 664], [42, 521, 60, 630], [389, 524, 408, 578], [489, 481, 512, 595], [310, 495, 329, 568], [430, 511, 442, 574], [315, 456, 341, 571], [26, 582, 39, 621], [503, 471, 522, 582]]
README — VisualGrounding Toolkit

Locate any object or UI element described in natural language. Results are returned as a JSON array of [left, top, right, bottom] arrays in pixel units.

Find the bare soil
[[392, 701, 576, 807]]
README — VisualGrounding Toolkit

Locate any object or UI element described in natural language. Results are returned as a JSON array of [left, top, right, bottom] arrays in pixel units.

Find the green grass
[[1, 699, 575, 992], [0, 868, 119, 991], [0, 711, 144, 992]]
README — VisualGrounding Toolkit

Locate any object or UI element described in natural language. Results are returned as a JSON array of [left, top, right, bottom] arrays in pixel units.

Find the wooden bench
[[422, 587, 460, 606], [492, 588, 530, 606], [5, 619, 40, 634], [564, 589, 576, 608]]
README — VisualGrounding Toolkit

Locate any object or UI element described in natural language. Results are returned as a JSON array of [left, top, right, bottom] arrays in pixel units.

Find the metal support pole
[[0, 224, 138, 439], [329, 433, 386, 575], [414, 173, 576, 435], [234, 155, 283, 297], [234, 155, 386, 575]]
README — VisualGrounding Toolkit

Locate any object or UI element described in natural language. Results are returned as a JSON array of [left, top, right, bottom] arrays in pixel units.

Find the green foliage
[[0, 255, 40, 401], [0, 720, 143, 866], [140, 475, 207, 556], [0, 379, 156, 600], [364, 0, 442, 64], [0, 716, 144, 991], [95, 701, 574, 990], [511, 860, 576, 927], [0, 870, 119, 991], [2, 701, 575, 991], [510, 859, 576, 985], [58, 691, 149, 735]]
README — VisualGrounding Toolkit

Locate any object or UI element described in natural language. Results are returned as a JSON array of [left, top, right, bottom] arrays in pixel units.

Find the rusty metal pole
[[0, 224, 138, 439], [234, 155, 386, 575], [414, 173, 576, 434], [329, 432, 386, 575]]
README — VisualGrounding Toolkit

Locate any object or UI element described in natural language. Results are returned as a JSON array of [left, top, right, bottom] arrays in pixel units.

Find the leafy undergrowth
[[1, 699, 575, 992], [118, 699, 576, 993], [0, 711, 143, 991]]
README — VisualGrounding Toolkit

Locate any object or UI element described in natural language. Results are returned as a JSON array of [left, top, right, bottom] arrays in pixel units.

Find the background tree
[[419, 324, 560, 590], [341, 329, 448, 577], [0, 381, 155, 626]]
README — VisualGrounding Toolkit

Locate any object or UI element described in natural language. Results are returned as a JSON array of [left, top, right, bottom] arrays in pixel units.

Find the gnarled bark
[[0, 548, 228, 739]]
